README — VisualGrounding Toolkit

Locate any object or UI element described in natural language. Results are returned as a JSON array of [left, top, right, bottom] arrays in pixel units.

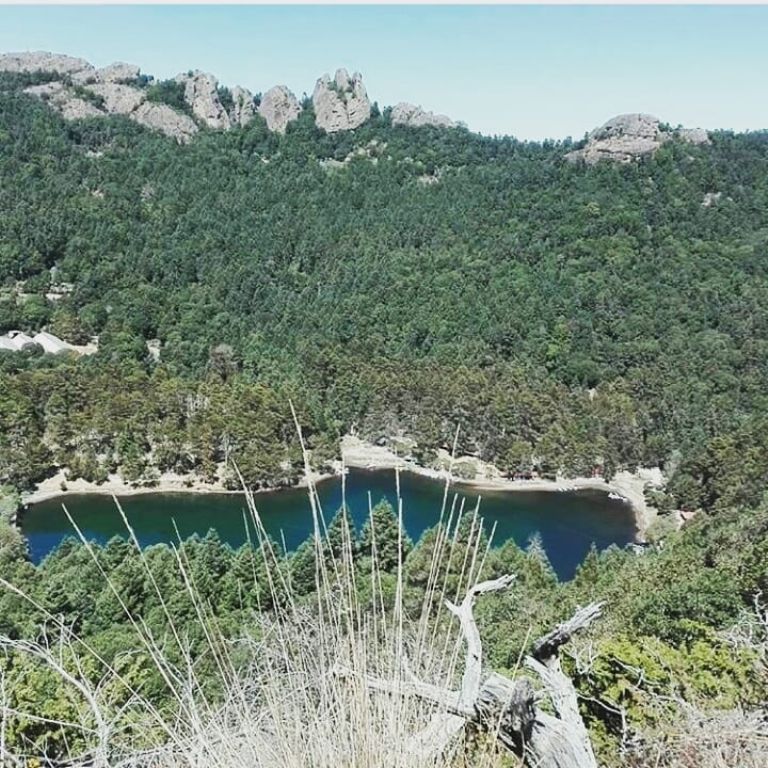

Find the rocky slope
[[566, 113, 710, 164]]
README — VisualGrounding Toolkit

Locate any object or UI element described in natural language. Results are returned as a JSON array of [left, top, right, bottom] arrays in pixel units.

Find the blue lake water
[[21, 468, 636, 580]]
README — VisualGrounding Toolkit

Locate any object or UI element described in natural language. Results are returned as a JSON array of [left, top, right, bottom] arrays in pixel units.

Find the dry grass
[[0, 428, 509, 768]]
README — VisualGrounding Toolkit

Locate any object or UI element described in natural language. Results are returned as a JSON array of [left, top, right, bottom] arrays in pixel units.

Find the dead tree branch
[[336, 574, 603, 767]]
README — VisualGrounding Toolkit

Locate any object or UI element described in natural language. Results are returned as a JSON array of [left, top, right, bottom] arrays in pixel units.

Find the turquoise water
[[20, 469, 635, 579]]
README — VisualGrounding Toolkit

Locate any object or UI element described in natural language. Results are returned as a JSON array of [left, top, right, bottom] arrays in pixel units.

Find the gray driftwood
[[338, 575, 602, 767]]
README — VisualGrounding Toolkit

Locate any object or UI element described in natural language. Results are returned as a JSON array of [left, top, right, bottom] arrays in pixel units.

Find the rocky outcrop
[[391, 102, 455, 129], [0, 51, 94, 80], [312, 69, 370, 133], [131, 102, 198, 143], [230, 85, 255, 127], [175, 70, 230, 130], [566, 113, 664, 164], [96, 62, 140, 84], [24, 78, 196, 142], [0, 51, 143, 87], [566, 114, 711, 164], [24, 81, 104, 120], [678, 127, 710, 145], [85, 82, 145, 115], [258, 85, 301, 133]]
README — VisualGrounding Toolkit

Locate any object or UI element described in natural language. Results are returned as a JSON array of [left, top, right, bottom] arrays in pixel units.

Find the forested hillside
[[1, 64, 768, 767], [3, 72, 768, 508]]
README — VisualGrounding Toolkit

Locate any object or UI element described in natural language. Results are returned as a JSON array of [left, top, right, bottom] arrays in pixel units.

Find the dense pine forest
[[1, 70, 767, 765], [2, 70, 768, 506]]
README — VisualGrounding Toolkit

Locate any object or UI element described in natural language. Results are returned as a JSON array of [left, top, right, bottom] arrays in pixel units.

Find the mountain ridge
[[1, 49, 710, 159]]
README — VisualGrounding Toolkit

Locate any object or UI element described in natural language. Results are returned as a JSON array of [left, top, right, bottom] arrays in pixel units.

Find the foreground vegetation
[[0, 475, 766, 765]]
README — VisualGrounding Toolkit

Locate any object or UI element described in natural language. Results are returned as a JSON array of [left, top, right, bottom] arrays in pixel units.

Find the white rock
[[312, 68, 371, 133], [130, 101, 199, 143], [24, 81, 104, 120], [391, 102, 456, 129], [258, 85, 301, 133], [85, 82, 145, 115], [97, 62, 141, 83], [230, 85, 256, 127], [0, 51, 94, 80], [567, 114, 712, 164], [176, 70, 230, 130], [678, 126, 710, 145]]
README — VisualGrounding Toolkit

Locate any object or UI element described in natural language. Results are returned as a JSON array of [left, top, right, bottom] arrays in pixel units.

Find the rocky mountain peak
[[312, 68, 371, 133], [258, 85, 301, 134], [175, 70, 230, 130]]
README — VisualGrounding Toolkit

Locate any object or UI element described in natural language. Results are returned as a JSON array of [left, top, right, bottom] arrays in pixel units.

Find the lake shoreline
[[338, 435, 663, 541], [21, 435, 662, 541], [21, 468, 337, 507]]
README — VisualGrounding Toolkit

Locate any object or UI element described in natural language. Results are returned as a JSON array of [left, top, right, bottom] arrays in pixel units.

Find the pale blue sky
[[1, 5, 767, 139]]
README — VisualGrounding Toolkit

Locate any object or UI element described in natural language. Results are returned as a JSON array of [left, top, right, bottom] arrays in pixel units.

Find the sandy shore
[[22, 437, 663, 542], [22, 468, 336, 507], [339, 435, 663, 541]]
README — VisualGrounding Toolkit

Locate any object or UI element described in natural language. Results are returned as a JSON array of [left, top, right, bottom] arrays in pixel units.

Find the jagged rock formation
[[3, 50, 461, 140], [312, 69, 371, 133], [230, 85, 256, 127], [566, 113, 710, 164], [391, 102, 456, 129], [175, 70, 230, 130], [258, 85, 301, 134], [131, 102, 198, 143]]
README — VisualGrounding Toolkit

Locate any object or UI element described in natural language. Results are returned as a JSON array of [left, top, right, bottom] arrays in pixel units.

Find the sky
[[1, 5, 767, 140]]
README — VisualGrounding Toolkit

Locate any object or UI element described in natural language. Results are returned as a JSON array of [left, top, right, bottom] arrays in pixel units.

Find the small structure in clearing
[[0, 329, 97, 357]]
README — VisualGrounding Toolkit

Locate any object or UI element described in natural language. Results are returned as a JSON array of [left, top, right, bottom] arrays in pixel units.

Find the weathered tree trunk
[[338, 575, 602, 767]]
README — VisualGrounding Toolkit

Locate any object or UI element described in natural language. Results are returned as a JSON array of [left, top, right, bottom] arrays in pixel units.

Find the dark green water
[[21, 469, 636, 579]]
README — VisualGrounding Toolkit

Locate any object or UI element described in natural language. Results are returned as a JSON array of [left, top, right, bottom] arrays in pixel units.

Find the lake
[[20, 469, 636, 580]]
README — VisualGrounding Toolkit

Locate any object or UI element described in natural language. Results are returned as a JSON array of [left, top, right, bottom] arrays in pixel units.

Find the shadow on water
[[20, 468, 636, 580]]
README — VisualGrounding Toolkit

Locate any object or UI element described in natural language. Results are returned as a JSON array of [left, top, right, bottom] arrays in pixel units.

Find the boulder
[[176, 70, 230, 130], [258, 84, 301, 133], [566, 114, 711, 164], [566, 113, 664, 164], [230, 85, 256, 127], [391, 102, 455, 129], [130, 101, 199, 143], [678, 126, 710, 145], [85, 82, 145, 115], [312, 68, 370, 133]]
